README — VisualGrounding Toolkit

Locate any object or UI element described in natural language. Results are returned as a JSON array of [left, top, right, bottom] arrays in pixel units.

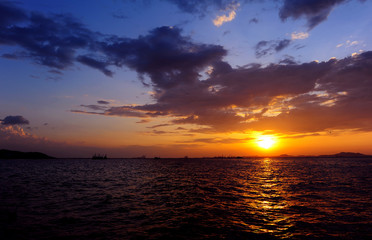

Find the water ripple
[[0, 157, 371, 239]]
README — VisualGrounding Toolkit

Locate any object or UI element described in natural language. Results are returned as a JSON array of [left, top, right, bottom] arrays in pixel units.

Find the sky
[[1, 0, 372, 158]]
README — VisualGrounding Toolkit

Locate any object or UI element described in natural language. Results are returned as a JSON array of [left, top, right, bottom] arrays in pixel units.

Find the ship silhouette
[[92, 153, 107, 159]]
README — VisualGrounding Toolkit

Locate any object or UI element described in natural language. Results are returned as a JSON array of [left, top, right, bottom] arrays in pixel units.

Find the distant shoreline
[[0, 149, 55, 159], [1, 149, 372, 159]]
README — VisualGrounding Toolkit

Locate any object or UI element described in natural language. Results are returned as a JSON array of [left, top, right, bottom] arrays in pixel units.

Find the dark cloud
[[0, 2, 27, 27], [76, 55, 113, 77], [275, 39, 291, 51], [280, 133, 321, 139], [70, 109, 104, 115], [279, 0, 363, 30], [294, 44, 306, 50], [75, 51, 372, 135], [147, 124, 171, 129], [279, 55, 298, 65], [100, 26, 226, 89], [0, 3, 227, 81], [165, 0, 361, 30], [104, 106, 150, 118], [179, 137, 254, 144], [255, 39, 291, 58], [80, 104, 109, 111], [223, 30, 231, 36], [1, 0, 357, 82], [1, 53, 19, 59], [74, 104, 150, 118], [164, 0, 237, 16], [151, 130, 174, 135], [1, 12, 96, 69], [97, 100, 110, 105], [1, 115, 30, 125], [136, 119, 151, 124], [249, 17, 258, 24], [0, 3, 97, 71], [48, 69, 63, 75]]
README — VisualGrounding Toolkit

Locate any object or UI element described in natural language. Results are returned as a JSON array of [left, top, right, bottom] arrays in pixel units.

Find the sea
[[0, 157, 371, 240]]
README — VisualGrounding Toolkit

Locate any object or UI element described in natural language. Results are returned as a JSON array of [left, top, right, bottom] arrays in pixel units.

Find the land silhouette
[[1, 149, 371, 159], [0, 149, 54, 159]]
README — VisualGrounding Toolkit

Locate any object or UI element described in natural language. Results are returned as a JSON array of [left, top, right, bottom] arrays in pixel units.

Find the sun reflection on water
[[242, 158, 294, 238]]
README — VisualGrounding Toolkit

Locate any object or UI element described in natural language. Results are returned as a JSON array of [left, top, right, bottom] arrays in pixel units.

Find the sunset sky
[[1, 0, 372, 158]]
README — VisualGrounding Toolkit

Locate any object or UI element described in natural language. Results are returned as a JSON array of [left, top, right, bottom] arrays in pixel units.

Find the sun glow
[[257, 135, 276, 149]]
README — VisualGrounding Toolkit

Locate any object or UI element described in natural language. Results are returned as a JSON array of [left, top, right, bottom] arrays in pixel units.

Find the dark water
[[0, 158, 371, 240]]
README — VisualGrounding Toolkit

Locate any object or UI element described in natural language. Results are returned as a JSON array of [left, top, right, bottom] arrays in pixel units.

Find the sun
[[256, 135, 276, 149]]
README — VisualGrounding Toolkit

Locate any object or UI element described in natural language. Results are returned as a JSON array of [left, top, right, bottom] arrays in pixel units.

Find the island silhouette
[[0, 149, 54, 159]]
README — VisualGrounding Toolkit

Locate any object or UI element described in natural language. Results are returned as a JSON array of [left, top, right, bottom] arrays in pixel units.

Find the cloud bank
[[1, 115, 30, 125], [75, 46, 372, 135]]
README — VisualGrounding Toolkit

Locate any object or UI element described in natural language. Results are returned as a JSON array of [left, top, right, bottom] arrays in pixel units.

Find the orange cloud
[[291, 32, 309, 40], [213, 3, 240, 27]]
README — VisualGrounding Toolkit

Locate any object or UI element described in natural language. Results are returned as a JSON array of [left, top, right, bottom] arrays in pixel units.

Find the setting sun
[[257, 136, 276, 149]]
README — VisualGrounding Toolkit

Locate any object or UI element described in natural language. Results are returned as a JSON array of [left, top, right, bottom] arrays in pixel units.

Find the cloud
[[279, 55, 298, 65], [164, 0, 362, 30], [249, 18, 258, 24], [0, 124, 28, 137], [179, 137, 254, 144], [213, 2, 240, 27], [164, 0, 237, 16], [0, 2, 27, 27], [0, 124, 58, 155], [48, 69, 63, 75], [99, 26, 227, 89], [0, 3, 227, 80], [254, 39, 291, 58], [336, 40, 360, 48], [75, 51, 372, 135], [147, 124, 171, 129], [291, 32, 309, 40], [1, 115, 30, 125], [136, 119, 151, 124], [0, 4, 96, 70], [279, 133, 321, 139], [71, 105, 150, 118], [2, 1, 361, 80], [1, 53, 20, 59], [79, 104, 109, 111], [76, 55, 113, 77], [279, 0, 364, 30], [97, 100, 110, 105]]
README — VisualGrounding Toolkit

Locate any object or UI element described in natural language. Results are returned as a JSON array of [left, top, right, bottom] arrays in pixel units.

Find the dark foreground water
[[0, 158, 371, 240]]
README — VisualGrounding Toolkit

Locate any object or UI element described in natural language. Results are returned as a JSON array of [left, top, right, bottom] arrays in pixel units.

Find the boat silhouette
[[92, 153, 107, 159]]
